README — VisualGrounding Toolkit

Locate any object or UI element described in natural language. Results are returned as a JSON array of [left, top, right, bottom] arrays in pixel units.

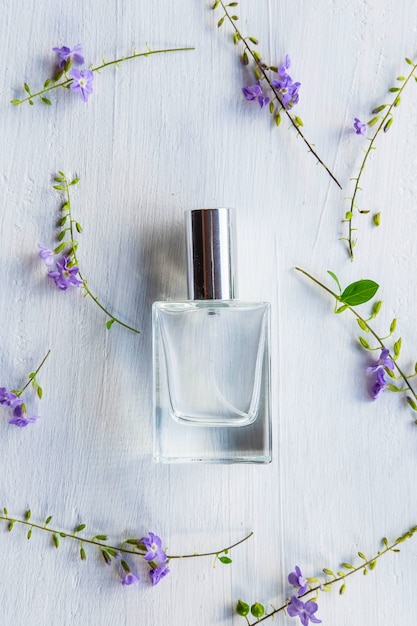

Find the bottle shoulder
[[153, 300, 270, 313]]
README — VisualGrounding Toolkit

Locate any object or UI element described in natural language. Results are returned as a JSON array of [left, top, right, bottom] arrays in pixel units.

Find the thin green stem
[[12, 47, 194, 105], [246, 526, 417, 624], [15, 350, 51, 397], [218, 1, 342, 189], [346, 59, 417, 259], [61, 175, 141, 334], [0, 511, 252, 561], [295, 267, 417, 402]]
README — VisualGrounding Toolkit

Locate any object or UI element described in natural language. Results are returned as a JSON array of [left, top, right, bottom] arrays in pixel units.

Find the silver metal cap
[[186, 208, 237, 300]]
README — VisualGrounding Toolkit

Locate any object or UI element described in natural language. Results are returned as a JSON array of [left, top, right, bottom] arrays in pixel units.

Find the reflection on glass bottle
[[152, 208, 271, 463]]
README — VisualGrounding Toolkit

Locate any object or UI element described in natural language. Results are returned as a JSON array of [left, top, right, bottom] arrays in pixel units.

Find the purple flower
[[370, 368, 387, 399], [278, 54, 291, 77], [353, 117, 367, 136], [287, 596, 321, 626], [149, 565, 170, 586], [121, 572, 139, 586], [52, 44, 85, 68], [8, 404, 39, 428], [367, 348, 394, 373], [68, 68, 94, 102], [0, 388, 22, 408], [47, 256, 83, 290], [140, 532, 167, 563], [38, 245, 55, 267], [242, 82, 270, 108], [288, 566, 308, 596], [272, 74, 301, 109]]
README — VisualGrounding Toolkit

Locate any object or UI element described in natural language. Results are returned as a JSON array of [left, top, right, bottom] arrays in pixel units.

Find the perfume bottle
[[152, 208, 271, 463]]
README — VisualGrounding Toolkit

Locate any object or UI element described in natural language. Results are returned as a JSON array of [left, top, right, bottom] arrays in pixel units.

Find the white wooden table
[[1, 0, 417, 624]]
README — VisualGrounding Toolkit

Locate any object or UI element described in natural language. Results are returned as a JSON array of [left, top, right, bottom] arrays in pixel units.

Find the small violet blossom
[[0, 387, 22, 408], [149, 565, 170, 586], [121, 572, 140, 586], [242, 82, 270, 108], [287, 596, 322, 626], [366, 348, 394, 400], [140, 532, 168, 563], [38, 245, 55, 267], [288, 565, 308, 596], [69, 68, 94, 102], [47, 256, 83, 291], [52, 44, 85, 69], [272, 74, 301, 109], [8, 404, 39, 428], [353, 117, 367, 136]]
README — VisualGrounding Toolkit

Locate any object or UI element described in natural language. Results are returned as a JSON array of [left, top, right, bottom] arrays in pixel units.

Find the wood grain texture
[[1, 0, 417, 624]]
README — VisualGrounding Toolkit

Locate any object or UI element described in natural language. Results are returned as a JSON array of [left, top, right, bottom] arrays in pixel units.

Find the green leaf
[[389, 318, 397, 334], [80, 546, 86, 560], [372, 300, 382, 317], [250, 603, 265, 618], [294, 115, 303, 127], [394, 338, 402, 358], [41, 97, 52, 105], [25, 510, 31, 521], [373, 212, 381, 226], [70, 177, 80, 186], [93, 534, 108, 541], [24, 83, 31, 94], [10, 99, 21, 105], [242, 50, 249, 65], [384, 118, 393, 133], [37, 386, 43, 399], [27, 528, 32, 540], [357, 318, 369, 332], [382, 537, 389, 548], [386, 383, 400, 392], [275, 111, 281, 127], [44, 78, 52, 89], [388, 87, 400, 92], [75, 222, 83, 233], [372, 104, 387, 114], [339, 583, 346, 595], [212, 0, 220, 7], [8, 521, 14, 532], [323, 568, 335, 576], [367, 116, 380, 127], [45, 515, 52, 525], [233, 32, 239, 44], [358, 552, 367, 560], [217, 16, 225, 27], [406, 397, 417, 411], [74, 523, 86, 533], [106, 319, 115, 330], [219, 556, 232, 564], [342, 562, 354, 569], [405, 57, 414, 65], [340, 279, 379, 306], [53, 534, 60, 548], [335, 305, 348, 314], [236, 600, 250, 617], [248, 36, 259, 44], [359, 336, 371, 349], [101, 549, 112, 565]]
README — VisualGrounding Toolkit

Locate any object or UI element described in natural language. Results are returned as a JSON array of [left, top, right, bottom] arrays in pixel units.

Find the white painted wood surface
[[1, 0, 417, 624]]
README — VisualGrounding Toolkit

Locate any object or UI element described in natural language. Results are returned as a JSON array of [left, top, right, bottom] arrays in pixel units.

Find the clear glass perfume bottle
[[152, 208, 271, 463]]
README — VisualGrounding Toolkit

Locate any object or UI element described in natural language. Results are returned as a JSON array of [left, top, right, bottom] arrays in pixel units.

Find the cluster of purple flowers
[[366, 348, 394, 400], [242, 54, 301, 110], [0, 388, 39, 428], [53, 44, 94, 102], [38, 246, 83, 291], [287, 566, 321, 626], [120, 532, 170, 587]]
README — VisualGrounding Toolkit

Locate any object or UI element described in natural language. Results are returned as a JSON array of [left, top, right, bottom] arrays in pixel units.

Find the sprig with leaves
[[211, 0, 341, 189], [0, 350, 50, 427], [236, 523, 417, 624], [343, 55, 417, 259], [41, 172, 140, 333], [0, 507, 252, 586], [295, 267, 417, 416], [11, 45, 194, 106]]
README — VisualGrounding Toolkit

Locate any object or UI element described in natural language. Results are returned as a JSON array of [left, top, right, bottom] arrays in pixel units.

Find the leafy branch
[[51, 172, 141, 333], [212, 0, 342, 189], [236, 523, 417, 624], [11, 46, 194, 106], [343, 56, 417, 259], [295, 267, 417, 413]]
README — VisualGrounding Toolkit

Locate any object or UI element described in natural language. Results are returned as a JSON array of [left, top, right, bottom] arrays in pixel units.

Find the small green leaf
[[74, 523, 86, 533], [393, 96, 401, 107], [340, 279, 379, 306], [25, 510, 31, 521], [236, 600, 250, 617], [382, 537, 389, 548], [248, 36, 259, 44], [327, 271, 342, 293], [217, 16, 225, 27], [339, 583, 346, 595], [358, 552, 367, 561], [106, 319, 115, 330], [384, 118, 393, 133], [53, 534, 59, 548], [8, 521, 14, 532], [389, 318, 397, 334], [101, 549, 112, 565], [322, 584, 332, 592], [251, 603, 265, 618], [37, 386, 43, 399], [27, 528, 32, 540], [93, 534, 108, 541], [75, 222, 83, 233], [373, 212, 381, 226], [212, 0, 220, 7], [269, 101, 274, 115], [359, 336, 371, 349], [369, 560, 377, 570], [372, 104, 387, 114], [70, 177, 80, 186], [53, 243, 66, 255], [357, 318, 369, 332], [219, 556, 232, 564], [406, 397, 417, 411], [231, 15, 239, 20], [388, 87, 400, 92], [44, 78, 52, 89], [372, 300, 382, 317], [323, 568, 335, 576], [60, 532, 67, 538], [57, 230, 66, 241], [405, 57, 414, 65], [367, 116, 380, 127], [45, 516, 52, 525], [275, 111, 281, 126], [294, 115, 303, 127], [80, 546, 86, 560], [394, 338, 402, 358], [242, 50, 249, 66], [396, 75, 405, 81], [253, 50, 261, 62], [386, 383, 401, 392], [10, 99, 21, 105], [41, 97, 52, 105], [342, 562, 354, 569], [24, 83, 31, 94], [345, 211, 353, 220], [335, 305, 348, 314], [233, 32, 240, 44]]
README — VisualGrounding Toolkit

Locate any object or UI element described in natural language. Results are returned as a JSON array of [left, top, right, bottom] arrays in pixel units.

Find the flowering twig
[[344, 56, 417, 259], [295, 267, 417, 414], [11, 45, 194, 106], [0, 507, 252, 586], [236, 523, 417, 624], [212, 0, 342, 189], [0, 350, 50, 427], [40, 172, 140, 333]]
